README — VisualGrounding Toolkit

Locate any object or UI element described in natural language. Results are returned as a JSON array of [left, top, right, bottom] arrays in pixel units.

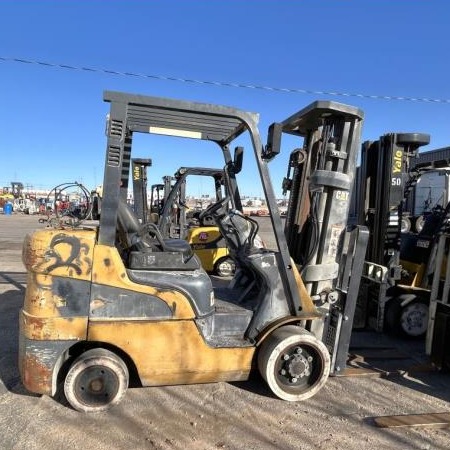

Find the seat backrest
[[116, 197, 144, 249]]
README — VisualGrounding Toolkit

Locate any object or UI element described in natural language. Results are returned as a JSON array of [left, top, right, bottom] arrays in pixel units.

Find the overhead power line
[[1, 56, 449, 104]]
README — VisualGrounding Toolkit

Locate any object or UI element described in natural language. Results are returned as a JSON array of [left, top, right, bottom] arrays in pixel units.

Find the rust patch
[[22, 234, 41, 269], [24, 314, 46, 336], [22, 353, 53, 395], [21, 310, 88, 340]]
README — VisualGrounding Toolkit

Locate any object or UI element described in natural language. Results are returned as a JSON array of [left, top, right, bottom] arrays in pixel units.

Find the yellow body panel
[[192, 247, 229, 272], [22, 229, 96, 318], [21, 310, 88, 340], [187, 226, 228, 272], [88, 320, 255, 384], [400, 255, 448, 288], [92, 245, 195, 319], [21, 226, 318, 394], [24, 272, 66, 317], [22, 228, 96, 280]]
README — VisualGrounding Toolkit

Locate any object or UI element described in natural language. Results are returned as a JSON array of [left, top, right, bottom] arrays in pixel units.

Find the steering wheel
[[198, 196, 230, 221], [138, 222, 167, 249]]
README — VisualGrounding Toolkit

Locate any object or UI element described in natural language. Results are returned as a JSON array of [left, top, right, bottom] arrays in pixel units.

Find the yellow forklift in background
[[131, 161, 238, 276], [19, 91, 367, 412], [158, 166, 245, 276]]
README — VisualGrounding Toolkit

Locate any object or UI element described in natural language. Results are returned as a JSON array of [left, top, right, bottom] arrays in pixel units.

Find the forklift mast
[[162, 175, 173, 201], [131, 158, 152, 223], [358, 133, 430, 280], [150, 183, 165, 215], [278, 101, 368, 371], [427, 233, 450, 369], [281, 103, 364, 288], [354, 133, 432, 334]]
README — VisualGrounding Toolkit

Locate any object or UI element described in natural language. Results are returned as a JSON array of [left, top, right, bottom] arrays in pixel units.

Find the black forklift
[[353, 132, 434, 337], [131, 157, 152, 223]]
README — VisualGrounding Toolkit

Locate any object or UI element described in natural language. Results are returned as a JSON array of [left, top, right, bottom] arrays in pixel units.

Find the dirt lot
[[0, 214, 449, 450]]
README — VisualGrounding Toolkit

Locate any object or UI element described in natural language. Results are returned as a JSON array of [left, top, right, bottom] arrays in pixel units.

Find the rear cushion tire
[[64, 348, 129, 413]]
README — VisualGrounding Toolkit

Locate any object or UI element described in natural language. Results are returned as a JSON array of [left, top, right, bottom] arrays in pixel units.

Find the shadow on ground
[[0, 276, 36, 397], [349, 330, 450, 404]]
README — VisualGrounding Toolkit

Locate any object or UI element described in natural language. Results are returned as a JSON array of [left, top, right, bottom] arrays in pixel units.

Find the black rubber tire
[[385, 296, 429, 338], [64, 348, 129, 413]]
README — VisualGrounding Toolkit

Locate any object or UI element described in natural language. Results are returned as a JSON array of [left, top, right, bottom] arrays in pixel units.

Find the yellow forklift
[[132, 161, 238, 276], [158, 166, 244, 277], [19, 91, 367, 412]]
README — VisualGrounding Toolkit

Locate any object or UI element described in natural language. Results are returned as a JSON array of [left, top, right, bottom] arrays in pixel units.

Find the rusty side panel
[[92, 245, 195, 319], [20, 352, 54, 395], [88, 320, 255, 385], [21, 309, 88, 340], [20, 229, 94, 395], [19, 328, 76, 395]]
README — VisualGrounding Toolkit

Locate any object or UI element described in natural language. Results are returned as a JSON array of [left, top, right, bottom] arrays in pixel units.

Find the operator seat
[[117, 198, 211, 315], [117, 197, 193, 259]]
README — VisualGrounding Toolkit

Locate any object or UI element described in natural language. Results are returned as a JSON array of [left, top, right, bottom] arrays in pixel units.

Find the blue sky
[[1, 0, 449, 198]]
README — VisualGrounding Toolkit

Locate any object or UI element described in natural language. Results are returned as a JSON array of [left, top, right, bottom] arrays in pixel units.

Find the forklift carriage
[[19, 91, 367, 412]]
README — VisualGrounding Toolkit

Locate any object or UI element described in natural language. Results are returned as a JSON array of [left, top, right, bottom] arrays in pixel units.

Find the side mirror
[[233, 146, 244, 174], [263, 122, 283, 160]]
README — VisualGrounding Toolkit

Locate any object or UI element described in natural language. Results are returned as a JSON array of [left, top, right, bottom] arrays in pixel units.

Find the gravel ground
[[0, 214, 449, 450]]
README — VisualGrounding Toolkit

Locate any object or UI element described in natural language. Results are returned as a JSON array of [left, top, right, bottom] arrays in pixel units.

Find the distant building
[[416, 146, 450, 164]]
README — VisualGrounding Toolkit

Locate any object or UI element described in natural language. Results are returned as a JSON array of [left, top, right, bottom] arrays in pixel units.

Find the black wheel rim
[[273, 343, 323, 395], [73, 365, 120, 407]]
